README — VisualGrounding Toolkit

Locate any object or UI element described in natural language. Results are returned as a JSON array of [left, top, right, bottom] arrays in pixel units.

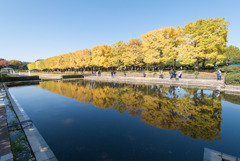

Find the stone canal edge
[[83, 76, 240, 94], [2, 83, 58, 161]]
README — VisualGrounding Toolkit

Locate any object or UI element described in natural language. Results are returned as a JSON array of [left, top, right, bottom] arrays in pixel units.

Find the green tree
[[9, 60, 22, 69], [224, 45, 240, 64]]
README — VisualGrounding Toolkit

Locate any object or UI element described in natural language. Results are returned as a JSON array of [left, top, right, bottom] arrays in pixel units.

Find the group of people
[[93, 68, 222, 81], [92, 70, 101, 76], [111, 71, 117, 77], [158, 69, 182, 80], [169, 69, 182, 80]]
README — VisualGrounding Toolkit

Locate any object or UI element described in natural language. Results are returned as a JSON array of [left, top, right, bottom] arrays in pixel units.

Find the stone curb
[[84, 76, 240, 93], [3, 84, 58, 161]]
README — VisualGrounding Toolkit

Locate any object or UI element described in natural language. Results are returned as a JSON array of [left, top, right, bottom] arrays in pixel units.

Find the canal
[[8, 80, 240, 161]]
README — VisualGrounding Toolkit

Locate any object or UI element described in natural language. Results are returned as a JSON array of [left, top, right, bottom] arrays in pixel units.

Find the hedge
[[62, 74, 84, 79], [0, 73, 7, 77], [1, 75, 40, 82]]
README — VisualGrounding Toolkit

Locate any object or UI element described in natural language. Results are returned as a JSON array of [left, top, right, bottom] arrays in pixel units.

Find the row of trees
[[0, 59, 29, 70], [28, 18, 229, 71], [39, 80, 222, 141]]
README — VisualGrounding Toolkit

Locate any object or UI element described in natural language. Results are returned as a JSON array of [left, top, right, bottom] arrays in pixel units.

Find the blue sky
[[0, 0, 239, 62]]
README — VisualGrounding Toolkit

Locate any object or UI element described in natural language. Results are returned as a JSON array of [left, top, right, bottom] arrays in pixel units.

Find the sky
[[0, 0, 239, 62]]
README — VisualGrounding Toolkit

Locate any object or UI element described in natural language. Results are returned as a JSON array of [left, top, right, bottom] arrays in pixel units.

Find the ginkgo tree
[[142, 27, 183, 70], [91, 45, 113, 69], [122, 38, 143, 71], [27, 18, 230, 71], [179, 18, 229, 71], [111, 41, 126, 68]]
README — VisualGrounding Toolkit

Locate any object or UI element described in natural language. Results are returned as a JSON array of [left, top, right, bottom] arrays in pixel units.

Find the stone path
[[0, 88, 13, 161]]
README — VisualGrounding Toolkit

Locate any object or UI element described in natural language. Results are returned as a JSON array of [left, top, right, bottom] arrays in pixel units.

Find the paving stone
[[34, 149, 56, 161], [44, 157, 58, 161], [0, 153, 13, 161], [0, 95, 11, 159], [222, 153, 237, 161]]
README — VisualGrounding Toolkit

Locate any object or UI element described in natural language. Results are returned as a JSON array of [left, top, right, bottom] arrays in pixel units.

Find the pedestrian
[[98, 70, 101, 76], [178, 70, 182, 79], [124, 70, 126, 77], [143, 71, 146, 77], [114, 71, 116, 77], [159, 70, 163, 79], [217, 69, 221, 80], [172, 69, 176, 79], [111, 71, 113, 77]]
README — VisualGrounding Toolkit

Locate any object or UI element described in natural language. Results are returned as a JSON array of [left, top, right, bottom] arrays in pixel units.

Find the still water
[[9, 80, 240, 161]]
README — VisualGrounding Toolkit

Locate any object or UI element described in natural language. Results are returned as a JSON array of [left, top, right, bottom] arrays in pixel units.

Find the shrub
[[226, 66, 240, 73], [0, 73, 7, 77], [195, 72, 199, 79], [62, 74, 84, 79], [225, 73, 240, 86]]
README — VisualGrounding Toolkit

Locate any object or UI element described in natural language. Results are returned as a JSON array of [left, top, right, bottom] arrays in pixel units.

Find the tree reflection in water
[[38, 80, 222, 141]]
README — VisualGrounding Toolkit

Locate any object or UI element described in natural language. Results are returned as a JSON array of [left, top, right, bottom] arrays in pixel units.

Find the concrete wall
[[96, 73, 225, 80]]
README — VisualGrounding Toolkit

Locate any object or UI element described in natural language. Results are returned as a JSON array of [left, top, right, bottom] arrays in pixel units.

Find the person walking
[[217, 69, 221, 80], [111, 71, 113, 77], [159, 70, 163, 79], [98, 70, 101, 76], [178, 70, 182, 79], [124, 70, 126, 77], [172, 69, 176, 80], [143, 71, 146, 77]]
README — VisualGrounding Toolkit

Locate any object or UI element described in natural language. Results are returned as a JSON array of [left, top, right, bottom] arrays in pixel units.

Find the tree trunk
[[202, 59, 206, 70], [159, 63, 162, 70], [173, 59, 176, 70], [195, 58, 199, 72]]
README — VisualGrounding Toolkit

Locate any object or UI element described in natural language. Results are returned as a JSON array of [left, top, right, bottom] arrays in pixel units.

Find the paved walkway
[[0, 88, 13, 161]]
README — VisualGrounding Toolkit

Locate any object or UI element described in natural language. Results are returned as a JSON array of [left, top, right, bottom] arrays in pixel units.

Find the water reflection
[[38, 80, 222, 141]]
